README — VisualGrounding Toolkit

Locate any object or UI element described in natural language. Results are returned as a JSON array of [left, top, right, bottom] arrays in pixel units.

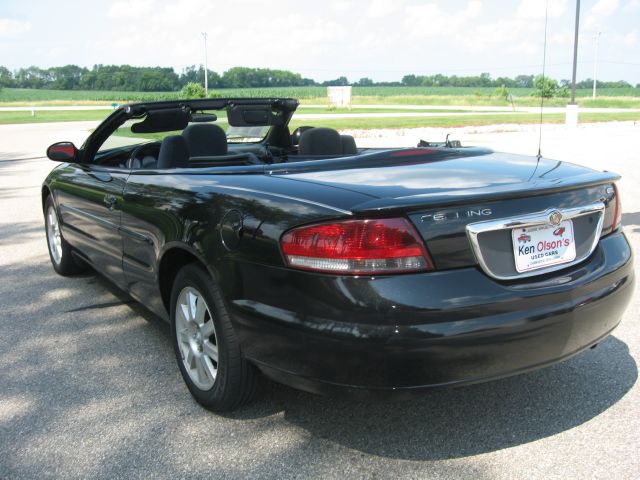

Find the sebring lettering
[[421, 208, 492, 222]]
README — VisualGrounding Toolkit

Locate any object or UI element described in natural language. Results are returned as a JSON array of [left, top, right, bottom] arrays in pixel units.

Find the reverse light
[[612, 183, 622, 231], [280, 218, 434, 275]]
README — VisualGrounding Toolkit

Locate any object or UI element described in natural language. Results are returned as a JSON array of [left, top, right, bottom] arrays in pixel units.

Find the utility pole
[[201, 32, 208, 96], [570, 0, 580, 105], [567, 0, 580, 127], [592, 31, 601, 99]]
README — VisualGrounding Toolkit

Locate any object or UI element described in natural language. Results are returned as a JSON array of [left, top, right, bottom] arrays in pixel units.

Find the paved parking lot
[[1, 121, 639, 479]]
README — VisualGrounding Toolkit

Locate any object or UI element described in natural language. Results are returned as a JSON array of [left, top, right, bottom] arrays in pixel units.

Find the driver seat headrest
[[157, 135, 190, 169], [182, 123, 227, 157]]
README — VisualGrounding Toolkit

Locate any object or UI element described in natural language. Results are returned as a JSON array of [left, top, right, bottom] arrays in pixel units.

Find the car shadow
[[224, 335, 636, 461], [60, 271, 640, 462], [69, 260, 638, 460], [622, 212, 640, 234], [2, 253, 635, 468]]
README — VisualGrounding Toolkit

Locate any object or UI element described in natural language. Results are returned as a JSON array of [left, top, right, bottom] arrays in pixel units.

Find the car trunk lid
[[273, 148, 620, 277]]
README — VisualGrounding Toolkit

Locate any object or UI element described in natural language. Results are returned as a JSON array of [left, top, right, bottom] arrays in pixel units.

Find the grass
[[2, 86, 640, 107], [338, 95, 640, 108], [0, 88, 179, 104], [296, 107, 487, 113], [2, 108, 638, 128], [2, 87, 639, 129], [0, 107, 498, 125], [0, 110, 113, 124], [289, 111, 640, 130]]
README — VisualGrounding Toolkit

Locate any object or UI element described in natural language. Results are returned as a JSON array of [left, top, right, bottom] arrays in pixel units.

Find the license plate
[[512, 220, 576, 273]]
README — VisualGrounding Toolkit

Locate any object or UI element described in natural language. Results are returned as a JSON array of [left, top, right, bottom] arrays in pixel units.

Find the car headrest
[[157, 135, 190, 169], [291, 126, 314, 146], [182, 123, 227, 157], [298, 127, 343, 155], [340, 135, 358, 154]]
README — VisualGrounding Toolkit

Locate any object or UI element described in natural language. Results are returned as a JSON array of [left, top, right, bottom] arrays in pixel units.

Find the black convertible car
[[43, 98, 634, 411]]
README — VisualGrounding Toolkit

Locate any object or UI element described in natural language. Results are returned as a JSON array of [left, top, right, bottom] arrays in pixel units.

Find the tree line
[[0, 64, 636, 91]]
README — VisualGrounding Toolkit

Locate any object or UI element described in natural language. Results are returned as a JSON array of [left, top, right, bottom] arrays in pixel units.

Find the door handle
[[104, 194, 117, 210]]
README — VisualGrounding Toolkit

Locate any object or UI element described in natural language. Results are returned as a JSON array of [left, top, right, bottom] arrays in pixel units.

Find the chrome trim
[[61, 204, 153, 244], [466, 202, 605, 280], [213, 185, 354, 216], [119, 226, 153, 244], [60, 204, 119, 231]]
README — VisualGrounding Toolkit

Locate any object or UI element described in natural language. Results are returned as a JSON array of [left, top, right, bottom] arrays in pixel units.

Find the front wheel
[[170, 263, 257, 411], [44, 196, 86, 276]]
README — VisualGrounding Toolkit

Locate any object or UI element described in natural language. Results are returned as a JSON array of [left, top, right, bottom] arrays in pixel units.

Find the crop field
[[289, 111, 640, 131], [2, 86, 640, 107], [3, 108, 638, 130], [0, 107, 498, 125], [1, 86, 639, 128]]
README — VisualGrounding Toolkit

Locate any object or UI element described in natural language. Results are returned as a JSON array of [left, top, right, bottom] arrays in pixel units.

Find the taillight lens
[[612, 183, 622, 231], [280, 218, 434, 274]]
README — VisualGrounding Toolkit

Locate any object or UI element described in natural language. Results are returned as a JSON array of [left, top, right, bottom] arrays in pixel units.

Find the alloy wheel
[[175, 286, 219, 390], [46, 206, 63, 265]]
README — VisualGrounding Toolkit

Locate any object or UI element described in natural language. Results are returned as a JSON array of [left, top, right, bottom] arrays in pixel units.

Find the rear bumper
[[229, 231, 634, 397]]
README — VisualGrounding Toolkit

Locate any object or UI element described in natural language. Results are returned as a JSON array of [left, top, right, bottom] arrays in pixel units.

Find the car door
[[55, 162, 128, 288]]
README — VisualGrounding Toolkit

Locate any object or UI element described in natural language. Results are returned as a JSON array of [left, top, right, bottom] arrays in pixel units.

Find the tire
[[170, 263, 257, 411], [44, 195, 86, 276]]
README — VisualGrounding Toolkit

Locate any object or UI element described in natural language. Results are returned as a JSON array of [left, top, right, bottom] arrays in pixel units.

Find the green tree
[[181, 82, 206, 98], [401, 74, 419, 86], [495, 85, 510, 101], [322, 76, 349, 86], [0, 66, 14, 87], [531, 75, 558, 98], [355, 77, 374, 86], [515, 74, 535, 88]]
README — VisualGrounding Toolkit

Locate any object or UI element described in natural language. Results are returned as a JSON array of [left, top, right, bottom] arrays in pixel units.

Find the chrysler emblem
[[549, 210, 563, 226]]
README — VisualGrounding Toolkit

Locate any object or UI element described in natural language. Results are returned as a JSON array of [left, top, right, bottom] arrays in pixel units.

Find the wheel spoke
[[178, 328, 190, 344], [201, 320, 215, 338], [188, 291, 198, 321], [202, 341, 218, 362], [185, 348, 194, 368], [179, 303, 190, 324], [194, 297, 207, 326], [203, 357, 217, 379], [195, 357, 210, 384]]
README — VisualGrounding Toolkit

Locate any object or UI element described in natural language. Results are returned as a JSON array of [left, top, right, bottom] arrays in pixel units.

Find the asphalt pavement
[[0, 121, 638, 479]]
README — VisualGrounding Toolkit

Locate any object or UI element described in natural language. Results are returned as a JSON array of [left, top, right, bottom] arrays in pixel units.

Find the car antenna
[[536, 0, 550, 159]]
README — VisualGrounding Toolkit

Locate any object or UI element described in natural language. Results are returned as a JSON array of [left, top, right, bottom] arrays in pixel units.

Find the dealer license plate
[[512, 220, 576, 273]]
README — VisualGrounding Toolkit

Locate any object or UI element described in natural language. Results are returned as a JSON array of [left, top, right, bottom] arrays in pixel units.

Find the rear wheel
[[170, 263, 257, 411], [44, 196, 86, 276]]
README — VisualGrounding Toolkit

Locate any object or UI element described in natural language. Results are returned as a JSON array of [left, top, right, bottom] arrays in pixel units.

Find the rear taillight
[[280, 218, 434, 275], [612, 183, 622, 231]]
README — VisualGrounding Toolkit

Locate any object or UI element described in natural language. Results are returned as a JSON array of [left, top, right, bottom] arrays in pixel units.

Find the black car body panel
[[42, 98, 634, 398]]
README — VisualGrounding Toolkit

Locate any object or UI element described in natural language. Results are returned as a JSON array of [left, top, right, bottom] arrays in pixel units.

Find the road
[[0, 121, 638, 479]]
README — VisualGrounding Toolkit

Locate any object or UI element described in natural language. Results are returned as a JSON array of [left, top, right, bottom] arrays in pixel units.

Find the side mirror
[[47, 142, 79, 162]]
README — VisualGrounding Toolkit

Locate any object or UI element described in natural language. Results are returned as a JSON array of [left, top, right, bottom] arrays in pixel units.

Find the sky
[[0, 0, 639, 84]]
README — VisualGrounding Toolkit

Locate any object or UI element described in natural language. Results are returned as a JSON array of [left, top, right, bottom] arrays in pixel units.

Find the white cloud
[[107, 0, 155, 19], [622, 29, 638, 46], [585, 0, 619, 28], [367, 0, 403, 18], [404, 1, 482, 37], [516, 0, 568, 19], [0, 18, 32, 36], [551, 32, 573, 45], [329, 0, 354, 12]]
